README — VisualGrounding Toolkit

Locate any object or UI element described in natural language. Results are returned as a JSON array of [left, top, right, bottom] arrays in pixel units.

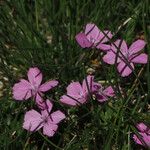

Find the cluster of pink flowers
[[12, 23, 149, 148], [60, 75, 114, 106], [12, 67, 114, 137], [75, 23, 149, 148], [76, 23, 148, 77], [13, 67, 65, 137]]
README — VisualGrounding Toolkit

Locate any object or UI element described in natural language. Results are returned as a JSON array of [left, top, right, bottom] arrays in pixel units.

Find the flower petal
[[111, 39, 128, 54], [133, 134, 143, 146], [96, 43, 111, 51], [117, 61, 134, 77], [85, 23, 100, 42], [13, 79, 32, 100], [131, 53, 148, 64], [39, 80, 58, 92], [23, 110, 43, 132], [137, 123, 148, 132], [51, 110, 66, 124], [96, 94, 108, 103], [27, 67, 43, 87], [67, 82, 82, 96], [75, 33, 92, 48], [129, 40, 146, 54], [60, 95, 79, 106], [43, 122, 58, 137], [98, 30, 113, 43], [103, 86, 115, 97], [102, 51, 116, 64], [36, 94, 53, 112], [143, 133, 150, 147], [82, 75, 94, 93], [133, 133, 150, 148]]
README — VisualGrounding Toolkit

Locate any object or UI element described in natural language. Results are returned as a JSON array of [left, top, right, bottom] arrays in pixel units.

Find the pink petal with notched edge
[[111, 39, 128, 54], [133, 133, 150, 148], [129, 40, 146, 54], [27, 67, 43, 87], [35, 94, 45, 109], [137, 123, 148, 132], [67, 82, 83, 96], [99, 30, 113, 43], [102, 51, 117, 64], [43, 121, 58, 137], [51, 110, 66, 124], [131, 53, 148, 64], [75, 33, 92, 48], [85, 25, 113, 45], [117, 61, 134, 77], [44, 100, 53, 112], [143, 134, 150, 147], [23, 110, 43, 132], [85, 23, 99, 41], [39, 80, 58, 92], [103, 86, 115, 97], [96, 43, 111, 51], [133, 134, 143, 146], [13, 79, 32, 100], [60, 95, 78, 106]]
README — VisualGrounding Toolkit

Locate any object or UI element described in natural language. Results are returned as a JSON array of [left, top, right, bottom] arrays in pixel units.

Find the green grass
[[0, 0, 150, 149]]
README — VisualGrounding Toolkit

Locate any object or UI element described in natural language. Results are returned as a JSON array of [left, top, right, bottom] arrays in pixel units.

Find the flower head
[[94, 85, 115, 102], [23, 100, 65, 137], [75, 23, 112, 51], [103, 39, 148, 77], [60, 75, 95, 106], [13, 67, 58, 101], [133, 123, 150, 148]]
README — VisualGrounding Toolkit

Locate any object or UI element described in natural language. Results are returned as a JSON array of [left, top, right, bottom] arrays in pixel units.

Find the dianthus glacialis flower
[[60, 76, 93, 106], [60, 75, 115, 106], [133, 123, 150, 148], [103, 39, 148, 77], [23, 100, 65, 137], [93, 84, 115, 102], [13, 67, 58, 101], [75, 23, 113, 51]]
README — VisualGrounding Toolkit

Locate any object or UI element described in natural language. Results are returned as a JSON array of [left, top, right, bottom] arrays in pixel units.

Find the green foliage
[[0, 0, 150, 149]]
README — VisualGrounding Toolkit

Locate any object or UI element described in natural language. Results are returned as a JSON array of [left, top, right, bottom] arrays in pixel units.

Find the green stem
[[39, 132, 63, 150]]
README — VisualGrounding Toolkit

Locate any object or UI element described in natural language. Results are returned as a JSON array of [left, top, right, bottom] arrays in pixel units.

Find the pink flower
[[133, 123, 150, 148], [60, 75, 115, 106], [60, 75, 95, 106], [103, 39, 148, 77], [94, 85, 115, 102], [13, 67, 58, 101], [75, 23, 113, 51], [23, 100, 65, 137]]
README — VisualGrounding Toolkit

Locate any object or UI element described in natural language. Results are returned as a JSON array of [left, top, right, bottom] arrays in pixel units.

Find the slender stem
[[39, 132, 63, 150]]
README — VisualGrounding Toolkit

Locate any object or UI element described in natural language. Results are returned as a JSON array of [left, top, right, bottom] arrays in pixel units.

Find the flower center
[[79, 91, 84, 98], [122, 51, 130, 60], [41, 116, 48, 123], [31, 84, 39, 94], [90, 37, 96, 44]]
